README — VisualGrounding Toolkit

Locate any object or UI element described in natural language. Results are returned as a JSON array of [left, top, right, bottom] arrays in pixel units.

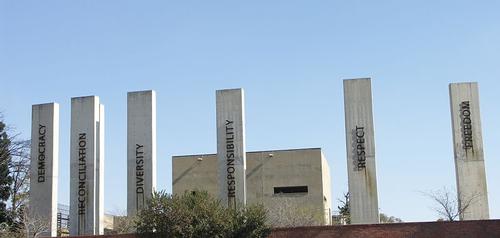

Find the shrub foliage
[[136, 191, 270, 238]]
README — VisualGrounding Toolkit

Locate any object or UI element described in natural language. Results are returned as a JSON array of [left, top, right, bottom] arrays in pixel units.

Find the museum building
[[172, 147, 332, 225]]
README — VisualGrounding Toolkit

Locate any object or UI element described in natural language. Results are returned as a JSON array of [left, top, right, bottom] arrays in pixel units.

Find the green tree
[[0, 115, 33, 236], [230, 204, 269, 237], [337, 192, 350, 224], [0, 120, 13, 225], [136, 190, 271, 238]]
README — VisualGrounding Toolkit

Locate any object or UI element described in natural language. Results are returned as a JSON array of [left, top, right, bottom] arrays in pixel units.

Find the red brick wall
[[59, 220, 500, 238], [270, 220, 500, 238]]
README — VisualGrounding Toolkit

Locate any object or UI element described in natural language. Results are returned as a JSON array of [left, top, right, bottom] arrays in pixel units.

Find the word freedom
[[135, 143, 145, 208], [460, 101, 473, 150], [354, 126, 367, 170], [37, 124, 47, 183], [225, 120, 236, 199]]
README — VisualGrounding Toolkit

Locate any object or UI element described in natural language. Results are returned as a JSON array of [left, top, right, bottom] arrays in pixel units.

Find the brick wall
[[60, 220, 500, 238], [270, 220, 500, 238]]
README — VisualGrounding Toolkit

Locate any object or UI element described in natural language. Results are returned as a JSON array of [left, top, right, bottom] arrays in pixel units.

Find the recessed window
[[274, 186, 308, 194]]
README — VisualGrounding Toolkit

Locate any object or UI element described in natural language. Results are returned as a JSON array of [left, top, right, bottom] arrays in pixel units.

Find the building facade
[[172, 148, 332, 225]]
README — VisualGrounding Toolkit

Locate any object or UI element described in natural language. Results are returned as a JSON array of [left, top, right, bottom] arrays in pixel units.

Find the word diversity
[[28, 81, 491, 236], [135, 143, 146, 202]]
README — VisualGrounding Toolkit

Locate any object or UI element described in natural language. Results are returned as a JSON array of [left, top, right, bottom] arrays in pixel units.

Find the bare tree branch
[[8, 139, 31, 222], [266, 196, 323, 227], [21, 206, 50, 238], [422, 187, 479, 221]]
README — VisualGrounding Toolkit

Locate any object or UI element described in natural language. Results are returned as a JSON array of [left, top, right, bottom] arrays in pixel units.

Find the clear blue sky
[[1, 1, 500, 221]]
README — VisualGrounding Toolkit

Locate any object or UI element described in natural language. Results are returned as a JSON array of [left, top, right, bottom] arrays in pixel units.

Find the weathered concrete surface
[[343, 78, 379, 224], [30, 103, 59, 237], [127, 90, 157, 216], [172, 148, 332, 225], [70, 96, 104, 235], [449, 82, 489, 220], [216, 89, 246, 208], [320, 152, 332, 224]]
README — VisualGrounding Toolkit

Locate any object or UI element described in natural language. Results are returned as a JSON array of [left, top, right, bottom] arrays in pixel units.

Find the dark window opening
[[274, 186, 308, 194]]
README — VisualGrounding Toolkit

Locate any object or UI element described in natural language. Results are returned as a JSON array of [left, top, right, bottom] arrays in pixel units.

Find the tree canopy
[[0, 120, 13, 224]]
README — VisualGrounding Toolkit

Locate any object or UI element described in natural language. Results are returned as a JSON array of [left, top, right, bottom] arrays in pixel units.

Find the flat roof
[[172, 147, 322, 159]]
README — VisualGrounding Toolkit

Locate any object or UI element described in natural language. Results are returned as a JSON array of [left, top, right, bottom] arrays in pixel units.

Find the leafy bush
[[136, 191, 270, 238]]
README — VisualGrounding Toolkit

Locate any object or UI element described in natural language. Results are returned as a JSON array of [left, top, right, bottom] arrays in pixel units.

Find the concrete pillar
[[127, 90, 157, 216], [70, 96, 104, 235], [30, 103, 59, 237], [95, 104, 105, 234], [343, 78, 379, 224], [216, 88, 246, 208], [449, 82, 489, 220]]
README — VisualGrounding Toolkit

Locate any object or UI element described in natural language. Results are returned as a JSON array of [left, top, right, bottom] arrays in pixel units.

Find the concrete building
[[172, 148, 332, 225]]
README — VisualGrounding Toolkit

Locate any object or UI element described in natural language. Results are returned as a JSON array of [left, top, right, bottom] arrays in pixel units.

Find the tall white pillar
[[95, 104, 105, 234], [449, 82, 489, 220], [70, 96, 104, 235], [343, 78, 379, 224], [30, 103, 59, 237], [216, 88, 246, 208], [127, 90, 157, 216]]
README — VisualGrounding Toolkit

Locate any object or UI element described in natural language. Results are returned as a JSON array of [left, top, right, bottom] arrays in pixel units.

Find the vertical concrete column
[[343, 78, 379, 224], [30, 103, 59, 237], [449, 82, 489, 220], [127, 90, 157, 216], [95, 104, 105, 234], [216, 88, 246, 208], [70, 96, 103, 235]]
